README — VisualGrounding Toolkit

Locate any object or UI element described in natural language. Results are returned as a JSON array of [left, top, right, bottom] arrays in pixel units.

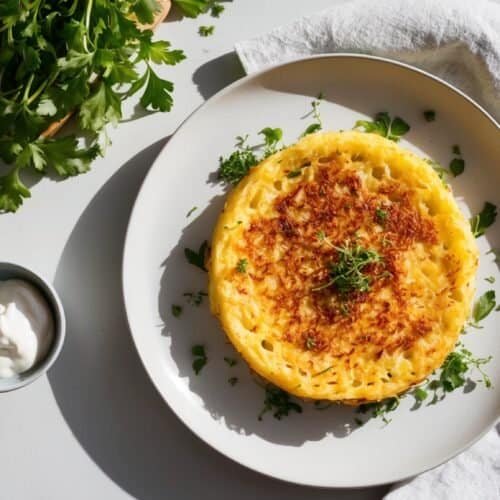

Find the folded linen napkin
[[235, 1, 500, 497], [235, 0, 500, 122]]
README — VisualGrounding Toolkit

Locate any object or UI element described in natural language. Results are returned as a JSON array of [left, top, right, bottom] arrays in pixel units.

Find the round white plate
[[123, 54, 500, 488]]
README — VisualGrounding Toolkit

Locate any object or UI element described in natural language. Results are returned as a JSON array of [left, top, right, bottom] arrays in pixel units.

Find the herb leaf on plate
[[185, 241, 208, 271], [470, 202, 497, 238], [355, 112, 410, 142]]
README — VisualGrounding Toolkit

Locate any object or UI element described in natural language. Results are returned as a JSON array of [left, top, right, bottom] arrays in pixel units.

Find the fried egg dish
[[208, 131, 478, 403]]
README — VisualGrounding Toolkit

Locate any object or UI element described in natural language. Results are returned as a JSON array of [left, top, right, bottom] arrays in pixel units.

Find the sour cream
[[0, 279, 54, 378]]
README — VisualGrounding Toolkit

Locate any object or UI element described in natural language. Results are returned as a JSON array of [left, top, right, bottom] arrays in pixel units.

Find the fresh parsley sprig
[[192, 344, 207, 375], [185, 240, 208, 271], [355, 112, 410, 142], [258, 384, 302, 420], [470, 202, 497, 238], [0, 0, 185, 212]]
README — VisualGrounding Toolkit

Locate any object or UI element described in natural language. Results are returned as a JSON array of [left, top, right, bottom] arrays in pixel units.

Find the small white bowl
[[0, 262, 66, 392]]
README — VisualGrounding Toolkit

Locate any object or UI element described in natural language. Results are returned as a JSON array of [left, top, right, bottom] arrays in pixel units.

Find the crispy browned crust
[[41, 0, 171, 139]]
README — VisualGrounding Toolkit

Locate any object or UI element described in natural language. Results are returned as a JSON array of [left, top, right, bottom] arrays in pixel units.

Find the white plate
[[122, 54, 500, 488]]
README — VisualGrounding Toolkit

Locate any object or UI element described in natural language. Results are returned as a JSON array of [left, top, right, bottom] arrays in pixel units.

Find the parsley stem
[[26, 70, 60, 106], [22, 74, 35, 103], [83, 0, 94, 54]]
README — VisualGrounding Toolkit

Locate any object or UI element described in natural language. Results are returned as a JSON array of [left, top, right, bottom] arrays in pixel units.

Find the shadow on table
[[47, 138, 389, 500], [192, 51, 246, 100]]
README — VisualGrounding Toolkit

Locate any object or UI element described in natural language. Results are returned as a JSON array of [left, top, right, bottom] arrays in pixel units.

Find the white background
[[0, 2, 389, 499]]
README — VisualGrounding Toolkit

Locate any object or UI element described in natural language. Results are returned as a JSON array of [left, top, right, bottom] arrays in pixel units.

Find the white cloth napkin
[[235, 1, 500, 497], [235, 0, 500, 123]]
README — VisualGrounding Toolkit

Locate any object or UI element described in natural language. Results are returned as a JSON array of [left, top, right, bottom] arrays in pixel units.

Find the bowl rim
[[0, 261, 66, 392]]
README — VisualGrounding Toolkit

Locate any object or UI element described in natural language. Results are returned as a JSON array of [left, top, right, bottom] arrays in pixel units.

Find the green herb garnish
[[286, 170, 302, 178], [313, 242, 383, 295], [470, 202, 497, 238], [301, 93, 323, 136], [198, 25, 215, 37], [192, 344, 207, 375], [236, 258, 248, 273], [171, 304, 183, 317], [358, 397, 400, 425], [185, 240, 208, 271], [305, 336, 317, 350], [485, 276, 496, 284], [174, 0, 212, 17], [423, 110, 436, 122], [449, 158, 465, 177], [259, 127, 283, 157], [425, 159, 449, 182], [355, 112, 410, 142], [258, 384, 302, 420], [413, 386, 428, 403], [210, 2, 225, 17], [224, 357, 237, 367], [218, 140, 258, 185], [186, 206, 198, 217], [0, 0, 186, 212], [375, 207, 388, 224], [183, 290, 208, 306], [472, 290, 496, 323], [228, 376, 238, 386]]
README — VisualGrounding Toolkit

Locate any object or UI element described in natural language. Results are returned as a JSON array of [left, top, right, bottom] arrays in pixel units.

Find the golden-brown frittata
[[209, 131, 478, 403]]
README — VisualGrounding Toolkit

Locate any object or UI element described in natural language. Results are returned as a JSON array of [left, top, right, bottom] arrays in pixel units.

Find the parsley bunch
[[0, 0, 186, 212]]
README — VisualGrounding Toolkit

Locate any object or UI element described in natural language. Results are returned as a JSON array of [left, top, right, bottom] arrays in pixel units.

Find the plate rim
[[122, 53, 500, 488]]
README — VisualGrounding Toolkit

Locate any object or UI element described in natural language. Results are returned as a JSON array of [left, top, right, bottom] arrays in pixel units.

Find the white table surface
[[0, 1, 390, 499]]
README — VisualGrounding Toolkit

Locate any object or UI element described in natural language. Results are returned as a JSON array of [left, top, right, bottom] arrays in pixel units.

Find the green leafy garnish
[[210, 3, 225, 17], [259, 127, 283, 157], [470, 202, 497, 238], [413, 386, 428, 403], [436, 346, 492, 393], [354, 112, 410, 142], [186, 206, 198, 217], [236, 258, 248, 273], [171, 304, 183, 317], [258, 384, 302, 420], [485, 276, 495, 284], [218, 136, 258, 184], [313, 241, 383, 295], [183, 290, 208, 306], [192, 344, 207, 375], [425, 159, 449, 182], [0, 0, 185, 212], [185, 240, 208, 271], [305, 336, 317, 350], [301, 93, 323, 136], [224, 357, 237, 367], [472, 290, 496, 323], [375, 207, 388, 224], [228, 376, 238, 386], [198, 25, 215, 37], [174, 0, 211, 17], [286, 170, 302, 178], [423, 110, 436, 122], [449, 158, 465, 177], [358, 397, 400, 425]]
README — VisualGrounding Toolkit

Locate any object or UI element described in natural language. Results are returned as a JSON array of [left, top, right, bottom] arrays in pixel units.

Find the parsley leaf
[[171, 304, 183, 317], [198, 25, 215, 37], [470, 202, 497, 238], [355, 112, 410, 142], [0, 167, 31, 213], [258, 384, 302, 420], [313, 241, 383, 295], [423, 110, 436, 122], [173, 0, 211, 17], [449, 158, 465, 177], [473, 290, 496, 323], [192, 344, 207, 375], [259, 127, 283, 156], [185, 241, 208, 271], [236, 258, 248, 273], [218, 147, 258, 184], [211, 3, 225, 17]]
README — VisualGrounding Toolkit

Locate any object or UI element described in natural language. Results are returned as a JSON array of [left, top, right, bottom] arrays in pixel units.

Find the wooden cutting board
[[41, 0, 172, 138]]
